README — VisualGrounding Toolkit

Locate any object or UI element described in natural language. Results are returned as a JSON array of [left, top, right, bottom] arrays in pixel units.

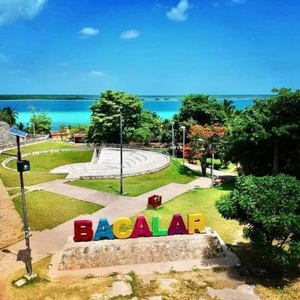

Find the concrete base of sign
[[58, 228, 239, 272]]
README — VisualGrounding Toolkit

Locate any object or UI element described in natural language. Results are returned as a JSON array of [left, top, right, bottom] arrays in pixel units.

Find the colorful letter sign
[[73, 213, 205, 243]]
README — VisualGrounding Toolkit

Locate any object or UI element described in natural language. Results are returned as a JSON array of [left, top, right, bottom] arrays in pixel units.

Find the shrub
[[216, 174, 300, 266]]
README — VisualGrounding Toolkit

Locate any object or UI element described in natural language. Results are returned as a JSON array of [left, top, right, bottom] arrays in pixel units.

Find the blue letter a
[[93, 218, 114, 241]]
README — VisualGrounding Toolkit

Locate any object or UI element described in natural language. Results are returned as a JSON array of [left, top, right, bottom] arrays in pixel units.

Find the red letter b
[[73, 220, 93, 242]]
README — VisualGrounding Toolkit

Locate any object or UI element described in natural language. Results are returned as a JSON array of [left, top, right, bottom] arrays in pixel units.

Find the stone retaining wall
[[0, 121, 48, 151], [59, 231, 225, 270], [0, 121, 15, 149]]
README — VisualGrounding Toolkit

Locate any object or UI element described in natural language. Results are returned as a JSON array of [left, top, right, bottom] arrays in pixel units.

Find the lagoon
[[0, 94, 270, 130]]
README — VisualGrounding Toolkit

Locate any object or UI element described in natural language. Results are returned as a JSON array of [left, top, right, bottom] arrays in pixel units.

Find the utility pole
[[119, 106, 123, 195], [8, 128, 36, 279]]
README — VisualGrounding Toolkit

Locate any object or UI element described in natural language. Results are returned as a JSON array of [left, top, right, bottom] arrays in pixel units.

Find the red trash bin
[[147, 195, 162, 208]]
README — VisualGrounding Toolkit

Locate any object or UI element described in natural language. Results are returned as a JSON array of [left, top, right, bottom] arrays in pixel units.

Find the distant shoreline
[[0, 94, 272, 101], [0, 94, 272, 131]]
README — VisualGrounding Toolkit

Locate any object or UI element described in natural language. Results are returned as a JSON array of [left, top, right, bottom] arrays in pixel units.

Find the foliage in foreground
[[216, 174, 300, 266]]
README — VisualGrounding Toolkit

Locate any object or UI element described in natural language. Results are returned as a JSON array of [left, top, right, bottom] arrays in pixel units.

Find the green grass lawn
[[13, 190, 102, 231], [6, 150, 92, 172], [131, 186, 242, 244], [0, 141, 93, 187], [69, 159, 200, 196], [1, 141, 101, 232], [3, 140, 238, 238], [16, 140, 79, 154]]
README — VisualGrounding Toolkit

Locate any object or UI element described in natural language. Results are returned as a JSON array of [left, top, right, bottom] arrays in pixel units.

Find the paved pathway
[[0, 172, 213, 278]]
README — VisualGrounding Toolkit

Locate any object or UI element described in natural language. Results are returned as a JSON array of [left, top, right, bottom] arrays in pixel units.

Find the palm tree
[[59, 124, 67, 140], [16, 122, 25, 131], [0, 106, 18, 126], [222, 99, 236, 120]]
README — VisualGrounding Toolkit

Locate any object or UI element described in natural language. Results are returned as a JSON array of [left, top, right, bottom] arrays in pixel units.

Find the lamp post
[[8, 128, 35, 279], [119, 106, 123, 195], [197, 138, 204, 175], [171, 122, 175, 157], [181, 126, 186, 166], [210, 133, 218, 188], [211, 142, 215, 188]]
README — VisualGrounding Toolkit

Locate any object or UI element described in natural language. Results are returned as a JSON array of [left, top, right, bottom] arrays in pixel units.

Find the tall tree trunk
[[273, 140, 279, 175]]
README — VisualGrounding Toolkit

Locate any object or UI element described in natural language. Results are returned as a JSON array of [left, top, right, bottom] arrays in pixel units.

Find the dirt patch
[[0, 179, 23, 250]]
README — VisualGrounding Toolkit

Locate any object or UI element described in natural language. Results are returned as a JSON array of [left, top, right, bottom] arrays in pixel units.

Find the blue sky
[[0, 0, 299, 95]]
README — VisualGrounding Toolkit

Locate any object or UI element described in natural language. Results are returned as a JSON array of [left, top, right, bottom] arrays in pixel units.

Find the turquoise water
[[0, 95, 270, 130]]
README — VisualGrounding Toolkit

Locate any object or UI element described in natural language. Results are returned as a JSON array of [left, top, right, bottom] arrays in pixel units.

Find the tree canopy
[[176, 94, 226, 126], [0, 107, 18, 126], [188, 124, 226, 176], [216, 174, 300, 266], [227, 88, 300, 178], [88, 90, 162, 144], [29, 112, 52, 134]]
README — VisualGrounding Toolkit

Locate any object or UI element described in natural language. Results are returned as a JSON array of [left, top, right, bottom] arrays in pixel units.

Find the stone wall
[[59, 231, 225, 271], [0, 121, 16, 149], [0, 121, 48, 151]]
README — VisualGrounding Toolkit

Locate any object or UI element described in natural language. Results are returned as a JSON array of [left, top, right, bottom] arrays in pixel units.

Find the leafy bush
[[216, 174, 300, 266]]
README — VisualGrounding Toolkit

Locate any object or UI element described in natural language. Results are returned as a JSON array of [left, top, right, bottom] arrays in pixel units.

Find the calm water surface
[[0, 95, 270, 130]]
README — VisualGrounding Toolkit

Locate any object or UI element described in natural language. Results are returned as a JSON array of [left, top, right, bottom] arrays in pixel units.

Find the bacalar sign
[[73, 213, 205, 242]]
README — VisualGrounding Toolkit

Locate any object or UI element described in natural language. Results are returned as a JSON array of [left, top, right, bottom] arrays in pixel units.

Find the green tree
[[68, 124, 88, 136], [189, 124, 225, 176], [268, 88, 300, 175], [126, 110, 161, 144], [222, 98, 237, 124], [0, 106, 18, 126], [29, 112, 52, 134], [59, 124, 67, 140], [177, 94, 226, 126], [15, 122, 25, 131], [88, 90, 144, 143], [226, 101, 271, 175], [227, 88, 300, 177], [216, 174, 300, 266]]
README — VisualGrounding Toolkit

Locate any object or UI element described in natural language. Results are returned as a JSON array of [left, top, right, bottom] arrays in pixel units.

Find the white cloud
[[166, 0, 191, 22], [0, 53, 8, 63], [91, 71, 104, 77], [79, 27, 99, 36], [120, 30, 140, 39], [0, 0, 47, 26]]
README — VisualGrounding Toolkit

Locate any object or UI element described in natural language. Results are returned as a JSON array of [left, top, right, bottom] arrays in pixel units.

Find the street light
[[171, 122, 175, 157], [210, 133, 219, 188], [211, 143, 216, 188], [197, 138, 205, 175], [119, 106, 123, 195], [181, 126, 186, 166], [8, 128, 36, 279]]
